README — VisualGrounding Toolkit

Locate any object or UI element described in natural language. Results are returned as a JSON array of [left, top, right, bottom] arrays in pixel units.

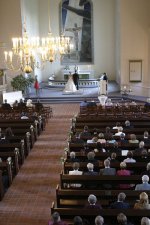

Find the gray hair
[[117, 213, 127, 224], [118, 192, 126, 201], [70, 151, 76, 158], [139, 141, 145, 148], [141, 217, 150, 225], [142, 175, 149, 183], [104, 159, 110, 167], [88, 194, 97, 204], [95, 216, 104, 225], [87, 163, 94, 171]]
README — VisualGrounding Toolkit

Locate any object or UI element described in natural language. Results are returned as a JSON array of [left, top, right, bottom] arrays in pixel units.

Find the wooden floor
[[0, 103, 79, 225]]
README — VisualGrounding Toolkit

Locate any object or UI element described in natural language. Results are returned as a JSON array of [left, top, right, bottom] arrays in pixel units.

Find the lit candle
[[4, 51, 8, 61], [9, 51, 13, 62]]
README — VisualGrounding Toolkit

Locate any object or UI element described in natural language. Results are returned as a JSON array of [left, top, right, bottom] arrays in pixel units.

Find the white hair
[[142, 175, 149, 183], [95, 216, 104, 225]]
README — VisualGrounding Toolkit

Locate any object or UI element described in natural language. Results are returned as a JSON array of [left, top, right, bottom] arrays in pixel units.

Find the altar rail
[[48, 79, 98, 87]]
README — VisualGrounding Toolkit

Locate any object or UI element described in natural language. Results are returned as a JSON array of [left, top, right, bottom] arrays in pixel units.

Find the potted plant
[[11, 74, 34, 94]]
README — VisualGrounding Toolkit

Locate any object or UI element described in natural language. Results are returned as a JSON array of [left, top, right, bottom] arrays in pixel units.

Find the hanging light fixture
[[4, 19, 42, 74], [4, 0, 73, 73], [40, 0, 73, 63]]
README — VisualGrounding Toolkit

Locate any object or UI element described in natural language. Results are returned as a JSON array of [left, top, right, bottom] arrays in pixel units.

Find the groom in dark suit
[[73, 67, 79, 90]]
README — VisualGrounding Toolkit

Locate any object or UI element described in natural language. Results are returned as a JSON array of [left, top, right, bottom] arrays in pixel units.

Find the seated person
[[2, 99, 11, 110], [69, 162, 83, 188], [26, 99, 34, 108], [97, 133, 106, 144], [48, 212, 68, 225], [12, 100, 18, 108], [109, 141, 121, 153], [141, 217, 150, 225], [95, 216, 105, 225], [84, 194, 102, 209], [117, 213, 134, 225], [21, 112, 29, 119], [108, 152, 119, 163], [96, 142, 106, 152], [72, 132, 84, 144], [67, 152, 80, 163], [100, 159, 116, 175], [135, 175, 150, 190], [123, 151, 136, 163], [119, 133, 128, 144], [5, 127, 14, 138], [34, 99, 43, 111], [110, 192, 130, 209], [73, 216, 83, 225], [117, 162, 132, 189], [128, 134, 139, 144], [112, 122, 123, 130], [124, 120, 133, 129], [134, 192, 150, 209], [80, 126, 92, 141], [0, 133, 9, 144], [86, 151, 98, 164], [105, 98, 113, 106], [84, 163, 98, 175], [18, 99, 26, 109], [114, 127, 125, 137], [87, 99, 97, 107], [80, 98, 88, 107], [139, 150, 149, 163], [87, 136, 98, 144], [143, 131, 150, 144], [135, 141, 146, 153], [104, 126, 113, 140]]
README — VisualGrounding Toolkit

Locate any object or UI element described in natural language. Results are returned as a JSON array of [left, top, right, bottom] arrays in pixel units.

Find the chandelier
[[4, 0, 73, 73]]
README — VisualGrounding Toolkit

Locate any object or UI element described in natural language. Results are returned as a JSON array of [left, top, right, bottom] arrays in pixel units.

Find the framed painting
[[60, 0, 93, 65]]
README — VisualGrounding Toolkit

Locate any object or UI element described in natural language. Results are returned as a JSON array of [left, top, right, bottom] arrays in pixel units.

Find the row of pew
[[51, 106, 150, 225], [0, 106, 52, 200]]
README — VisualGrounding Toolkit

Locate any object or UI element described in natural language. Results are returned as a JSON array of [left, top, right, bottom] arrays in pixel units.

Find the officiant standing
[[73, 65, 79, 90]]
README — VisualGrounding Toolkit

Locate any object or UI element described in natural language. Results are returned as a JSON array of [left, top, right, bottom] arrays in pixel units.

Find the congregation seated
[[34, 99, 43, 111], [141, 162, 150, 176], [87, 136, 98, 144], [123, 151, 136, 163], [134, 192, 150, 209], [20, 112, 29, 119], [119, 133, 128, 144], [12, 100, 18, 108], [104, 126, 113, 140], [110, 192, 130, 209], [99, 159, 116, 177], [105, 98, 113, 106], [108, 152, 119, 163], [26, 99, 34, 108], [87, 99, 97, 107], [128, 134, 139, 144], [48, 212, 68, 225], [73, 216, 84, 225], [84, 194, 102, 210], [112, 122, 123, 130], [117, 213, 134, 225], [116, 162, 132, 189], [18, 99, 26, 109], [135, 175, 150, 190], [0, 133, 9, 144], [84, 163, 98, 175]]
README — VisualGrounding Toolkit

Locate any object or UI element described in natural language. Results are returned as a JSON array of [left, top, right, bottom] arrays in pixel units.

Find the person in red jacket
[[34, 75, 39, 96]]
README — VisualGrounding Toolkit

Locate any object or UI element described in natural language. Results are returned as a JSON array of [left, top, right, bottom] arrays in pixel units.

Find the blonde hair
[[139, 192, 149, 205]]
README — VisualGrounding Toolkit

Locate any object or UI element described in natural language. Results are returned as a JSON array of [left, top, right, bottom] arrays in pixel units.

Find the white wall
[[120, 0, 150, 96]]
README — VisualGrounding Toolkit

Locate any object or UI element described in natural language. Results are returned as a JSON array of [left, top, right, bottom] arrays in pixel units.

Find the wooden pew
[[51, 203, 150, 225], [60, 173, 142, 189], [63, 162, 147, 174], [56, 185, 150, 208]]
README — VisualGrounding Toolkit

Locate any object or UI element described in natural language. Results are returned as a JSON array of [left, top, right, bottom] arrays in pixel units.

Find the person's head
[[141, 217, 150, 225], [84, 126, 89, 132], [147, 163, 150, 171], [139, 141, 145, 148], [144, 131, 149, 138], [120, 162, 127, 170], [92, 137, 98, 142], [51, 212, 60, 223], [139, 192, 149, 204], [73, 216, 83, 225], [98, 133, 104, 139], [141, 149, 148, 158], [130, 134, 137, 140], [70, 151, 76, 159], [88, 194, 97, 205], [73, 162, 80, 170], [142, 175, 149, 183], [95, 216, 104, 225], [125, 120, 130, 127], [104, 159, 110, 168], [118, 192, 126, 202], [87, 151, 95, 160], [117, 213, 127, 225], [127, 151, 133, 159], [105, 126, 111, 133], [87, 163, 94, 171], [118, 127, 123, 132], [111, 152, 117, 159], [120, 133, 125, 139], [5, 127, 13, 137]]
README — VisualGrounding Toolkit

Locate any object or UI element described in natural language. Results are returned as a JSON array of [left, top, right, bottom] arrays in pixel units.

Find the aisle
[[0, 103, 79, 225]]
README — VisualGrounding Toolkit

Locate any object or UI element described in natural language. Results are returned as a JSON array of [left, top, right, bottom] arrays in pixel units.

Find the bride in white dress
[[63, 74, 77, 93]]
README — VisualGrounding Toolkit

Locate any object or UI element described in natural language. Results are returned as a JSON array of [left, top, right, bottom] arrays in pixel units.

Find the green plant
[[11, 74, 34, 93]]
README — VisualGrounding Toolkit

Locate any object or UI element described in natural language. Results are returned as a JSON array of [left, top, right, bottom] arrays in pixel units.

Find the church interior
[[0, 0, 150, 225]]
